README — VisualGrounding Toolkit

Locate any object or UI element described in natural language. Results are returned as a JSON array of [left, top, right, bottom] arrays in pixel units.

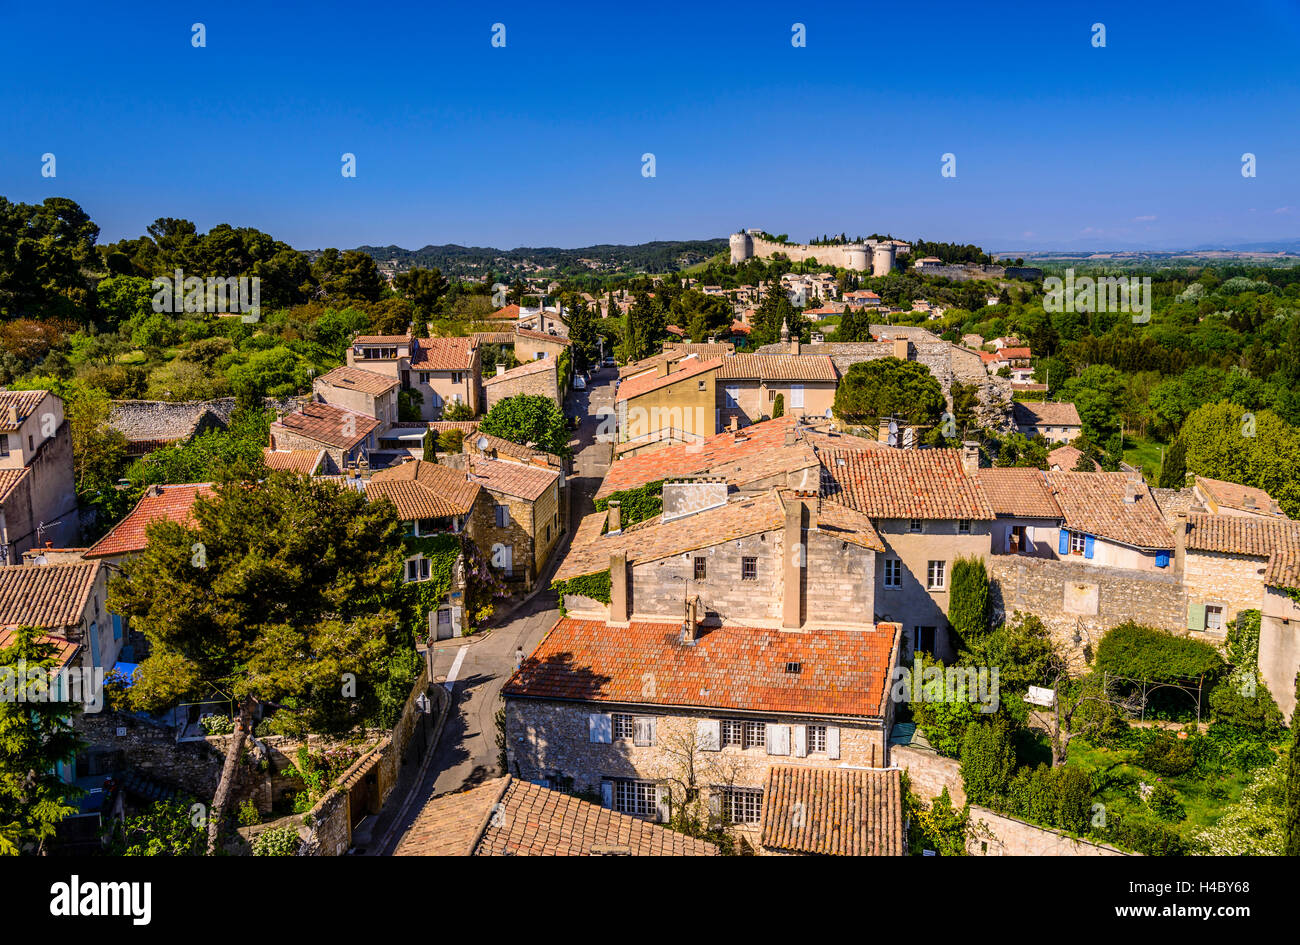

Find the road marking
[[444, 647, 468, 692]]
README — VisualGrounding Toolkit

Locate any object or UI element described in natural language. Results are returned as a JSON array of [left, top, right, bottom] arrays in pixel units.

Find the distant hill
[[353, 239, 729, 280]]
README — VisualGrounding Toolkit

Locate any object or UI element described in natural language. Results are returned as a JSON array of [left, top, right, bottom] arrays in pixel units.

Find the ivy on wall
[[551, 570, 611, 615], [400, 533, 462, 638], [594, 480, 664, 529]]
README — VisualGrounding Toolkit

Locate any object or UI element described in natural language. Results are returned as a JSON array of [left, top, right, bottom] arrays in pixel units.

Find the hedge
[[1094, 622, 1225, 685], [594, 480, 664, 529]]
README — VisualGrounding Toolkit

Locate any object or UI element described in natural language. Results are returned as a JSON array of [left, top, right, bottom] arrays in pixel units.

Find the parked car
[[602, 356, 616, 368], [573, 375, 587, 390]]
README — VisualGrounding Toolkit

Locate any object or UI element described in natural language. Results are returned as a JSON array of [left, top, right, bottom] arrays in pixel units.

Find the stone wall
[[967, 806, 1131, 856], [74, 711, 227, 801], [889, 743, 965, 807], [988, 554, 1188, 666], [1183, 549, 1267, 629], [484, 360, 559, 410]]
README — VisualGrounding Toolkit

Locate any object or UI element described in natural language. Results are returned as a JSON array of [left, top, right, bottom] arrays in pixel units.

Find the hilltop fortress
[[729, 229, 911, 276]]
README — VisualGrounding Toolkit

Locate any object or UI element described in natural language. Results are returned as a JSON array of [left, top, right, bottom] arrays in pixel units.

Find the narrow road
[[377, 365, 614, 852]]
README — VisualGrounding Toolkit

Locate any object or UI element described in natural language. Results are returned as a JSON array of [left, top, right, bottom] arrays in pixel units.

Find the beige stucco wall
[[718, 380, 836, 428], [618, 371, 717, 442]]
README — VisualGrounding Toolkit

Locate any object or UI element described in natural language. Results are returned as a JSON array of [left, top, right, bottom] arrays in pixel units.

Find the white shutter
[[1004, 529, 1011, 553], [790, 384, 804, 408], [600, 781, 613, 809], [826, 726, 841, 760], [697, 719, 721, 751], [1025, 528, 1036, 553], [588, 713, 612, 744], [766, 723, 791, 756], [655, 784, 670, 823], [633, 716, 656, 747], [707, 789, 722, 823], [793, 725, 808, 758]]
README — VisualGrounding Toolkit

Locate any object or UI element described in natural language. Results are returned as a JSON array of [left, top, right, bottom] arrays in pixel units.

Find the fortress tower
[[729, 231, 755, 264], [871, 242, 896, 277]]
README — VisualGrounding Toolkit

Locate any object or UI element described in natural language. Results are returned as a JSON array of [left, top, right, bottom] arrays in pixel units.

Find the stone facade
[[0, 400, 79, 556], [967, 806, 1130, 856], [1183, 548, 1268, 633], [464, 478, 562, 588], [889, 743, 965, 807], [483, 359, 560, 411], [988, 554, 1188, 667]]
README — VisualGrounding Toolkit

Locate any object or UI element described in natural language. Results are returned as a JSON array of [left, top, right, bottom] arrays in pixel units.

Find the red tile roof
[[467, 455, 560, 502], [616, 357, 721, 402], [367, 460, 481, 519], [1046, 471, 1172, 550], [271, 402, 380, 450], [1184, 512, 1300, 559], [481, 357, 555, 387], [85, 484, 214, 558], [315, 365, 399, 396], [1048, 444, 1101, 472], [0, 626, 80, 669], [1194, 476, 1285, 517], [0, 390, 49, 432], [974, 467, 1062, 519], [353, 334, 412, 345], [395, 777, 718, 856], [716, 353, 838, 382], [505, 617, 900, 719], [761, 766, 904, 856], [411, 336, 478, 370], [515, 327, 572, 346], [0, 562, 100, 630], [821, 449, 994, 520], [262, 449, 326, 476], [0, 467, 30, 504], [1013, 401, 1081, 427]]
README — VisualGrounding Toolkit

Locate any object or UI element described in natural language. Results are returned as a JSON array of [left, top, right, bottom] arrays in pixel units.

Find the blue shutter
[[1155, 551, 1170, 569], [1058, 529, 1069, 555], [1084, 534, 1095, 559]]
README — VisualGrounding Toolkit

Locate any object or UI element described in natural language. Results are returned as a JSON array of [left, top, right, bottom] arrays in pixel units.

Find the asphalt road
[[378, 365, 614, 851]]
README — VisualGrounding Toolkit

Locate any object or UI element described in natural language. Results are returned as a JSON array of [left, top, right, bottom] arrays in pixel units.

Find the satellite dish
[[476, 436, 490, 451]]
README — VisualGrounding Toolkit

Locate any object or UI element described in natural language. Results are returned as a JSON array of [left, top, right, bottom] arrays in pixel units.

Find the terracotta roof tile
[[410, 336, 477, 370], [270, 402, 380, 450], [315, 365, 399, 396], [1184, 512, 1300, 565], [1012, 401, 1081, 427], [85, 484, 214, 559], [1194, 476, 1285, 517], [515, 327, 572, 346], [619, 344, 735, 379], [367, 460, 481, 519], [262, 449, 326, 476], [1045, 471, 1172, 550], [467, 455, 560, 502], [395, 777, 718, 856], [616, 358, 721, 402], [975, 467, 1062, 519], [352, 334, 412, 344], [0, 562, 100, 630], [482, 358, 556, 387], [0, 390, 49, 432], [820, 449, 994, 520], [716, 353, 838, 382], [761, 766, 904, 856], [0, 626, 80, 669], [504, 617, 901, 719], [0, 467, 30, 504], [1048, 444, 1101, 472]]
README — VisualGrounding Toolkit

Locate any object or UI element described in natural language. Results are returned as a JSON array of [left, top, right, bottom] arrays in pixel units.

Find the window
[[741, 556, 757, 581], [724, 386, 740, 408], [719, 787, 763, 825], [743, 721, 766, 750], [694, 556, 707, 580], [914, 626, 937, 655], [612, 780, 658, 817], [698, 380, 707, 391], [927, 560, 946, 590], [419, 372, 430, 383], [451, 372, 464, 384], [1205, 604, 1225, 632], [720, 719, 744, 747], [768, 388, 776, 401], [405, 557, 430, 583], [807, 725, 827, 753], [495, 504, 510, 528], [789, 384, 804, 409], [958, 519, 972, 534], [909, 519, 923, 533], [1070, 531, 1087, 555], [884, 558, 901, 589], [545, 524, 551, 542], [0, 434, 7, 457], [612, 713, 634, 739]]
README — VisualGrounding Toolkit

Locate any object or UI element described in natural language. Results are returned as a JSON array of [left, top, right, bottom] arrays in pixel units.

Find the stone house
[[0, 390, 79, 560], [615, 356, 720, 447], [975, 465, 1063, 558], [85, 483, 217, 663], [819, 446, 994, 661], [513, 327, 571, 366], [617, 343, 735, 381], [452, 454, 562, 589], [313, 364, 399, 425], [1046, 471, 1174, 572], [0, 560, 106, 674], [345, 333, 481, 421], [716, 353, 838, 429], [106, 399, 231, 459], [269, 402, 382, 474], [1192, 476, 1287, 519], [1011, 401, 1081, 444], [502, 614, 901, 846], [483, 357, 559, 411]]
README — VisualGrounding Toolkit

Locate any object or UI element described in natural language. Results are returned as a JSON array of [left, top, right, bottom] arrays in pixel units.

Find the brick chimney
[[682, 594, 702, 645], [1173, 511, 1188, 576], [609, 552, 630, 626], [496, 364, 507, 376], [607, 499, 622, 534], [892, 338, 909, 360], [961, 441, 980, 475], [728, 414, 739, 434], [782, 495, 807, 630], [1123, 476, 1141, 504]]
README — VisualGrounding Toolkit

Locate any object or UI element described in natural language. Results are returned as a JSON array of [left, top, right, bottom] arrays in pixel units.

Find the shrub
[[1094, 622, 1225, 685], [960, 718, 1015, 806], [948, 556, 990, 646], [237, 799, 260, 827], [252, 824, 302, 856], [200, 714, 235, 736], [1135, 732, 1197, 777], [1147, 783, 1186, 823]]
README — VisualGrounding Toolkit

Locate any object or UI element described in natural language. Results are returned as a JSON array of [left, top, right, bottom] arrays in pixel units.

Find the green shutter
[[1187, 601, 1205, 632]]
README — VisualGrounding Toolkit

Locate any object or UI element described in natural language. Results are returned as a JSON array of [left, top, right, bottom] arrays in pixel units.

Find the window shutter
[[588, 713, 612, 744], [1003, 530, 1011, 553], [793, 725, 808, 758], [766, 724, 790, 756], [697, 719, 721, 751], [1058, 529, 1069, 555], [1025, 529, 1035, 553], [826, 726, 841, 760], [1155, 551, 1170, 568], [1187, 601, 1205, 632], [655, 784, 670, 823], [600, 781, 613, 809], [707, 789, 723, 824], [1084, 534, 1095, 559], [634, 716, 655, 747]]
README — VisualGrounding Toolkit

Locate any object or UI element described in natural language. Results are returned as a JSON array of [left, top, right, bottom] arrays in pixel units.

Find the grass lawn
[[114, 349, 147, 365], [1122, 435, 1168, 481]]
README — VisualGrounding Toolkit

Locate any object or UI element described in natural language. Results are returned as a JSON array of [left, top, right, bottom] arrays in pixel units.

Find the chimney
[[784, 427, 798, 447], [1173, 511, 1188, 576], [1242, 494, 1257, 510], [609, 552, 630, 626], [783, 495, 806, 630], [656, 360, 671, 378], [961, 441, 980, 475], [5, 405, 17, 426], [790, 335, 800, 355], [1124, 477, 1140, 504], [496, 364, 507, 376], [607, 500, 622, 534], [728, 415, 739, 434], [682, 594, 702, 645], [892, 338, 909, 360]]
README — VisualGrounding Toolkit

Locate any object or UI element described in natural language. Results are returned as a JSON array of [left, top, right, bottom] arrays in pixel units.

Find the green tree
[[311, 249, 383, 303], [948, 556, 990, 647], [960, 718, 1016, 806], [1287, 674, 1300, 856], [833, 357, 945, 431], [0, 627, 84, 855], [751, 280, 802, 346], [393, 267, 448, 315], [771, 393, 784, 419], [478, 394, 570, 456], [1180, 402, 1300, 518], [1157, 437, 1187, 488], [111, 474, 406, 852], [106, 798, 207, 856]]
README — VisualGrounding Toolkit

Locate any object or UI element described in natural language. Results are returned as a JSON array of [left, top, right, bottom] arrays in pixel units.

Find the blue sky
[[2, 0, 1297, 252]]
